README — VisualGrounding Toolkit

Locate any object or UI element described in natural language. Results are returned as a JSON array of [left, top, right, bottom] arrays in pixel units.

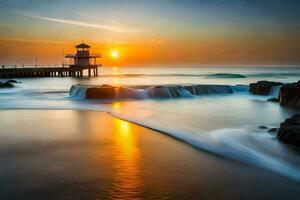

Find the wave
[[110, 113, 300, 182], [69, 84, 249, 100]]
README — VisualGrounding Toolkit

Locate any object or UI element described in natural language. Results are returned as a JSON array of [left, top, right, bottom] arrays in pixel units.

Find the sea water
[[1, 67, 300, 181]]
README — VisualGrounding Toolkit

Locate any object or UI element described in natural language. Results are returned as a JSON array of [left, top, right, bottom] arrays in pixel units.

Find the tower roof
[[75, 43, 91, 48]]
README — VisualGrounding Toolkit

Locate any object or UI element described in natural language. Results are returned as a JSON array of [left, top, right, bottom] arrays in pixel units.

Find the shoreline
[[0, 109, 300, 199]]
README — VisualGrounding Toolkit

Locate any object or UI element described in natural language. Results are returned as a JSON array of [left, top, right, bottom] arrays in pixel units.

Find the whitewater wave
[[69, 84, 249, 100], [110, 112, 300, 182]]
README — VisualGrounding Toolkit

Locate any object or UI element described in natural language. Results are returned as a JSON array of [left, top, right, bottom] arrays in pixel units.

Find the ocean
[[1, 66, 300, 181]]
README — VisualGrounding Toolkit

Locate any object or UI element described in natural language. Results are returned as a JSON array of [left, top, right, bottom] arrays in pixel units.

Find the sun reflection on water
[[109, 118, 143, 199], [112, 102, 122, 111], [112, 67, 120, 86]]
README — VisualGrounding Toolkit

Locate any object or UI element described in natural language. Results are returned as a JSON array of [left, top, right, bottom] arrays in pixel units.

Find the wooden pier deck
[[0, 65, 101, 78]]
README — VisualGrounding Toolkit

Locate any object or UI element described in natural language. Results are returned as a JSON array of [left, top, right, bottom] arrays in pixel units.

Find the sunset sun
[[111, 50, 119, 59]]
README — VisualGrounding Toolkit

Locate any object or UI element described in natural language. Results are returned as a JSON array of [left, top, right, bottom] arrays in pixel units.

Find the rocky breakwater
[[70, 84, 148, 99], [249, 81, 283, 95], [70, 84, 237, 100], [279, 81, 300, 108], [277, 115, 300, 147], [85, 85, 116, 99]]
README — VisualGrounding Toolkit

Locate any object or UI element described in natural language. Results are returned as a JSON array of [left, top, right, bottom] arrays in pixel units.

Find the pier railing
[[1, 64, 68, 69]]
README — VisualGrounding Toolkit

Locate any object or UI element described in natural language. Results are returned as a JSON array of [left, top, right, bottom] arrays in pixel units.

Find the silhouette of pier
[[0, 65, 100, 78], [0, 42, 101, 78]]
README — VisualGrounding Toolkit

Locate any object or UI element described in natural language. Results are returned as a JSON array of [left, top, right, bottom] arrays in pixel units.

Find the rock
[[277, 115, 300, 147], [5, 80, 18, 83], [0, 80, 20, 88], [85, 85, 115, 99], [279, 81, 300, 108], [259, 125, 278, 133], [268, 128, 278, 133], [267, 98, 279, 102], [259, 125, 268, 129], [249, 81, 283, 95], [0, 81, 14, 88]]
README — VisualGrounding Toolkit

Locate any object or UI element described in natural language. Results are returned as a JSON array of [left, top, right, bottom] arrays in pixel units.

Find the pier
[[0, 42, 101, 78], [0, 65, 101, 78]]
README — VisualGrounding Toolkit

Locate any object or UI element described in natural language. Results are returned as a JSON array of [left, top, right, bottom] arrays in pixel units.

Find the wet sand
[[0, 110, 299, 199]]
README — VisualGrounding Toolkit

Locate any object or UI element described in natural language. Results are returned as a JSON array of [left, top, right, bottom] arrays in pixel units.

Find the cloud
[[16, 10, 140, 33], [74, 11, 121, 26], [74, 11, 97, 19]]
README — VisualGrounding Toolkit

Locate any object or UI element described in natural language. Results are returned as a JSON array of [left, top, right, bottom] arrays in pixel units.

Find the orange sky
[[1, 0, 300, 66], [1, 36, 299, 66]]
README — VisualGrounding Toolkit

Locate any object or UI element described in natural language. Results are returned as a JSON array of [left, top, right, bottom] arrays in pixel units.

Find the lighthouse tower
[[75, 43, 91, 66], [65, 42, 101, 76], [65, 42, 101, 67]]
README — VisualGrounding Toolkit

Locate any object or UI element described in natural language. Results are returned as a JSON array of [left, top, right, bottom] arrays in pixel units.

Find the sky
[[0, 0, 300, 66]]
